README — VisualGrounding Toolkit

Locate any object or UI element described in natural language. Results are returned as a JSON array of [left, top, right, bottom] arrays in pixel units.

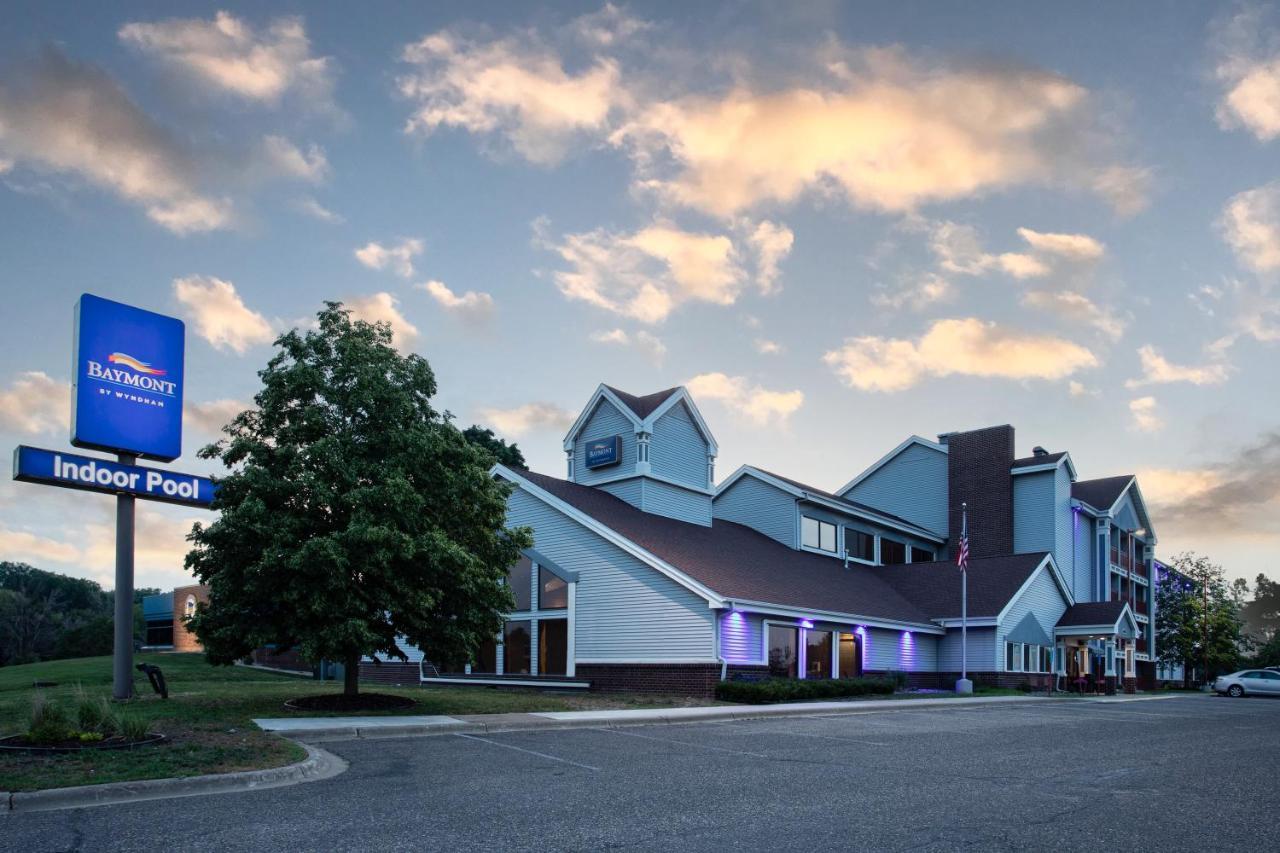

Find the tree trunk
[[344, 652, 359, 697]]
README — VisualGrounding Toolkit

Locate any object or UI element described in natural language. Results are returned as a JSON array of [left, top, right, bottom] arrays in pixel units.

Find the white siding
[[598, 477, 643, 509], [506, 488, 715, 662], [573, 399, 636, 486], [650, 401, 709, 490], [842, 442, 948, 536], [712, 476, 797, 546], [938, 627, 998, 672], [640, 479, 712, 526]]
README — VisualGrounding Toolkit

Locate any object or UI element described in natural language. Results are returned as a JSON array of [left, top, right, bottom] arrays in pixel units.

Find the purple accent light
[[800, 619, 814, 629], [719, 610, 753, 664], [899, 629, 915, 670]]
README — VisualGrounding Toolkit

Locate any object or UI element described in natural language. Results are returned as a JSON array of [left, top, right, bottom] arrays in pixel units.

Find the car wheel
[[1228, 684, 1244, 698]]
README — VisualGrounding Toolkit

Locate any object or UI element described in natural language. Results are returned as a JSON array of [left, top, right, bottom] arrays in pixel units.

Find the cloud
[[355, 238, 423, 278], [119, 11, 337, 111], [260, 135, 329, 182], [745, 220, 794, 293], [81, 507, 200, 587], [294, 196, 343, 223], [1211, 4, 1280, 141], [417, 280, 495, 324], [0, 48, 232, 233], [184, 398, 248, 436], [1015, 227, 1105, 262], [1128, 396, 1162, 432], [476, 402, 575, 437], [1125, 345, 1230, 388], [823, 317, 1098, 392], [540, 220, 749, 323], [173, 276, 275, 353], [871, 272, 953, 310], [1021, 290, 1126, 340], [344, 292, 420, 352], [1068, 380, 1095, 397], [0, 371, 68, 435], [0, 526, 81, 564], [1090, 165, 1152, 217], [398, 23, 626, 165], [930, 222, 1102, 278], [685, 372, 804, 426], [1220, 180, 1280, 273], [754, 338, 783, 355], [589, 328, 667, 362]]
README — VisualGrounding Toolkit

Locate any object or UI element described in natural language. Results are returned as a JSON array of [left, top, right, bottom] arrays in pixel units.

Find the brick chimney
[[942, 425, 1015, 558]]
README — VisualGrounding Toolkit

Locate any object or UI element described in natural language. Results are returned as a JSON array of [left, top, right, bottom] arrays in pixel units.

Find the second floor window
[[880, 538, 906, 565], [801, 516, 837, 552], [845, 529, 875, 562], [910, 546, 934, 563], [507, 556, 532, 611]]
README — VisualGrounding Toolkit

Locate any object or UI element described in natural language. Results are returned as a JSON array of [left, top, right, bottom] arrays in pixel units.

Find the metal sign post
[[114, 453, 136, 700]]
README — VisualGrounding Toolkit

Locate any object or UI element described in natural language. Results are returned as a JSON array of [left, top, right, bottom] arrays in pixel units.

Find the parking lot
[[4, 694, 1277, 852]]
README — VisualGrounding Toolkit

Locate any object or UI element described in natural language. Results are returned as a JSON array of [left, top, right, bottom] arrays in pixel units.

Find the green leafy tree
[[186, 303, 530, 696], [1240, 573, 1280, 645], [1155, 553, 1244, 684], [462, 425, 526, 468]]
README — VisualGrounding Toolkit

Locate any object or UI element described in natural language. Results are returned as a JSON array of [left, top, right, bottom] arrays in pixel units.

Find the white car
[[1213, 669, 1280, 697]]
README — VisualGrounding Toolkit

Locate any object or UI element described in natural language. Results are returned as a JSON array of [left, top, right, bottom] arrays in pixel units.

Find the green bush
[[715, 676, 895, 704], [883, 670, 909, 689], [26, 694, 76, 744], [118, 713, 150, 741], [75, 690, 120, 736]]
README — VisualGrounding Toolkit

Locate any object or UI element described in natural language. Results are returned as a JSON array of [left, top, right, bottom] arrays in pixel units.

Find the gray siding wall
[[573, 399, 636, 486], [1013, 470, 1055, 556], [1072, 513, 1095, 603], [938, 627, 998, 671], [1052, 466, 1074, 587], [842, 442, 949, 536], [506, 487, 715, 662], [712, 476, 797, 547], [598, 477, 643, 509], [996, 565, 1068, 669], [719, 611, 766, 663], [641, 478, 712, 526], [650, 401, 709, 490], [863, 626, 938, 672]]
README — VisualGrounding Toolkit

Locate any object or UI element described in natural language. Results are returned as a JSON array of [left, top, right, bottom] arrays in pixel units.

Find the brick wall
[[934, 670, 1053, 691], [171, 584, 210, 653], [575, 663, 722, 698], [946, 425, 1015, 558]]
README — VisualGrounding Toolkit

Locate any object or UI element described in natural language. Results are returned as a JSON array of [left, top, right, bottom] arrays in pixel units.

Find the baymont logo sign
[[86, 351, 178, 396]]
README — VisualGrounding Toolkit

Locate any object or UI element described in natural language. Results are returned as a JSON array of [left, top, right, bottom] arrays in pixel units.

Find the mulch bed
[[283, 693, 416, 712], [0, 733, 166, 754]]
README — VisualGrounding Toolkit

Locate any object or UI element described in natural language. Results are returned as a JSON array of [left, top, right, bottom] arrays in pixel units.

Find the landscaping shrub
[[118, 713, 150, 741], [75, 690, 119, 736], [27, 694, 75, 743], [715, 676, 895, 704], [883, 670, 909, 689]]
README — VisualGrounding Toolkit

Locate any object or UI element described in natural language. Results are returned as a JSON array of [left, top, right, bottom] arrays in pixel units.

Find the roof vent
[[1032, 446, 1049, 457]]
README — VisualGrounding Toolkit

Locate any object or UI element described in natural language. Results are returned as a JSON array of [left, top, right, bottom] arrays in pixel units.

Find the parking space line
[[453, 733, 601, 771], [602, 726, 770, 758]]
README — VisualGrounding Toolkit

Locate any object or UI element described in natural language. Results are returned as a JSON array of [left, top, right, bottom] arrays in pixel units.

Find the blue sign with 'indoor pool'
[[71, 294, 185, 462], [13, 446, 217, 508]]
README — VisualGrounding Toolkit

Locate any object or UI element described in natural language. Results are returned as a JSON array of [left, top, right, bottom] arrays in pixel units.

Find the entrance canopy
[[1054, 601, 1137, 641]]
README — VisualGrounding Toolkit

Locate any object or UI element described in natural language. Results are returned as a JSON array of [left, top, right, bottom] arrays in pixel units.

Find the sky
[[1, 1, 1278, 591]]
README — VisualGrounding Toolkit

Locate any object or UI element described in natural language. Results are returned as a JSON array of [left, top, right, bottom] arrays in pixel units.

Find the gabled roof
[[716, 465, 945, 543], [563, 384, 718, 455], [1071, 475, 1134, 512], [837, 435, 947, 495], [502, 467, 945, 630], [1011, 451, 1078, 480], [1055, 601, 1137, 638], [604, 385, 680, 420], [868, 553, 1054, 621]]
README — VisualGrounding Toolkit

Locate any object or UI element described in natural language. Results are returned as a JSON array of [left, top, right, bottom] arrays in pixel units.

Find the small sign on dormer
[[585, 435, 622, 469]]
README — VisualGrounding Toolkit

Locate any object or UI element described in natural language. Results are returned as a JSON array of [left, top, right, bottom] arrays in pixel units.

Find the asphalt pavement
[[3, 693, 1277, 852]]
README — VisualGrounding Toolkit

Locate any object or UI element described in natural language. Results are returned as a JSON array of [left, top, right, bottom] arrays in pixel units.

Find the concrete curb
[[3, 742, 348, 814]]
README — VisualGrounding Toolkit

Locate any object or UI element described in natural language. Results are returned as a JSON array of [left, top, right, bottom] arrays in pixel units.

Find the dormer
[[562, 384, 718, 525]]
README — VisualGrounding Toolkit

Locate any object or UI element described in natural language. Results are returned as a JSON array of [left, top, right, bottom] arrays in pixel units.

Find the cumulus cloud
[[184, 398, 248, 436], [1128, 396, 1162, 433], [119, 11, 337, 111], [344, 292, 420, 352], [823, 317, 1097, 392], [416, 280, 495, 324], [476, 402, 576, 437], [355, 238, 423, 278], [1211, 4, 1280, 141], [1220, 180, 1280, 273], [754, 338, 783, 355], [1015, 227, 1105, 262], [1125, 345, 1230, 388], [871, 273, 954, 311], [0, 526, 81, 564], [0, 371, 68, 435], [685, 372, 804, 425], [173, 276, 275, 353], [745, 220, 794, 293], [294, 196, 343, 223], [589, 328, 667, 362], [259, 135, 329, 182], [0, 49, 232, 233], [929, 222, 1102, 279], [1021, 290, 1126, 340]]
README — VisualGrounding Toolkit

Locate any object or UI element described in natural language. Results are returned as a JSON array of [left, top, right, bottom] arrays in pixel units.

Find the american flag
[[957, 507, 969, 571]]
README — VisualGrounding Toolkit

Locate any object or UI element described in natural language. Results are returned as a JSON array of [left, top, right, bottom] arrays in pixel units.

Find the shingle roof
[[1056, 601, 1129, 628], [603, 386, 681, 420], [1012, 451, 1068, 468], [510, 469, 938, 626], [1071, 475, 1134, 510], [747, 467, 940, 540], [868, 553, 1050, 620]]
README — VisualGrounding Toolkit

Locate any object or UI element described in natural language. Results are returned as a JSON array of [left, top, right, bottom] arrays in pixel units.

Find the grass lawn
[[0, 653, 712, 792]]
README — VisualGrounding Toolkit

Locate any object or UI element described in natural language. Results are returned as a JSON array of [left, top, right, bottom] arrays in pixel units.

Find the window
[[538, 619, 567, 676], [880, 539, 906, 565], [184, 595, 197, 619], [1023, 644, 1034, 673], [1006, 642, 1023, 672], [768, 625, 798, 678], [472, 635, 497, 674], [802, 516, 836, 552], [805, 630, 833, 679], [503, 620, 531, 675], [539, 566, 568, 610], [838, 632, 862, 678], [909, 546, 934, 564], [845, 529, 875, 562], [1041, 647, 1052, 673], [507, 556, 532, 611]]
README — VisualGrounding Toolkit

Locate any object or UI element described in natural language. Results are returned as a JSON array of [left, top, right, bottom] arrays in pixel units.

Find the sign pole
[[113, 452, 136, 700]]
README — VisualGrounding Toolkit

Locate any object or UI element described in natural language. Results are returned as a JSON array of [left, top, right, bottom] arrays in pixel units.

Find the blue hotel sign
[[585, 434, 621, 468], [13, 446, 217, 508], [72, 293, 185, 462]]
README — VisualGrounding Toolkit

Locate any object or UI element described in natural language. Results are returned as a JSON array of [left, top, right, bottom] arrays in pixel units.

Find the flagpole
[[957, 502, 972, 694]]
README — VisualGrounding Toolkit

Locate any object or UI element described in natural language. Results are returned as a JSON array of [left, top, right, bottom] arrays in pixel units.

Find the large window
[[539, 566, 568, 610], [805, 630, 833, 679], [880, 538, 906, 565], [508, 556, 532, 611], [801, 516, 837, 552], [838, 631, 862, 678], [845, 529, 875, 562], [1007, 642, 1054, 673], [1006, 642, 1022, 672], [503, 620, 531, 675], [538, 619, 567, 676], [909, 546, 934, 564], [472, 635, 497, 674], [768, 625, 798, 678]]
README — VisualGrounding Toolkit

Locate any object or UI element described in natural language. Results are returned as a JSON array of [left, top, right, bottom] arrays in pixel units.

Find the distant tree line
[[0, 562, 156, 667]]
